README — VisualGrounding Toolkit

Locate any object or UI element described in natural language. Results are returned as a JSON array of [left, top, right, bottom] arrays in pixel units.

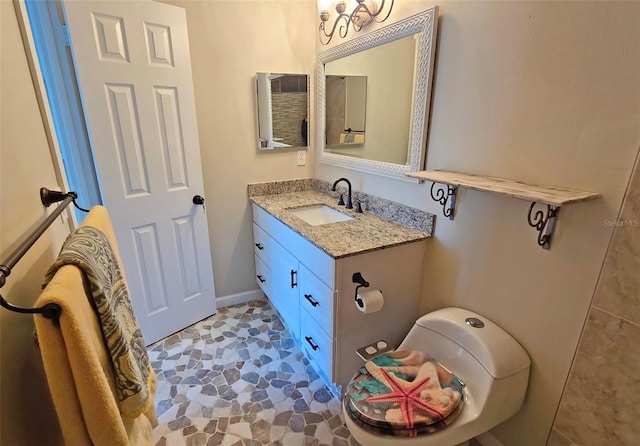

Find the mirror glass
[[318, 7, 438, 179], [325, 75, 368, 147], [256, 73, 309, 150]]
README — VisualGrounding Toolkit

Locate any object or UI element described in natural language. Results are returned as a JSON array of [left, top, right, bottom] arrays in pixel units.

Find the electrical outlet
[[297, 150, 306, 166]]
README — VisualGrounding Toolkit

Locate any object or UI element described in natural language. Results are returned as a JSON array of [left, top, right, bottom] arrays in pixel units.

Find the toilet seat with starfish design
[[343, 350, 466, 437]]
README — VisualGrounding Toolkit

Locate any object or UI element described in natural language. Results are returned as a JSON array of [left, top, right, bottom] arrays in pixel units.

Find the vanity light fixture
[[317, 0, 394, 45]]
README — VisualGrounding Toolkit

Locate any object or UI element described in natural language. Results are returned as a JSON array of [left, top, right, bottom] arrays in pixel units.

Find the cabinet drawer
[[300, 307, 333, 381], [254, 255, 271, 298], [299, 264, 334, 337], [252, 223, 272, 263]]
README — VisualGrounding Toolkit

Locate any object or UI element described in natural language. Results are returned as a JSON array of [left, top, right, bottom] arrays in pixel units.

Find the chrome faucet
[[332, 177, 353, 209]]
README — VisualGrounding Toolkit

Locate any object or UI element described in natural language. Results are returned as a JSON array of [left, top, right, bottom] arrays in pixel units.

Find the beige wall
[[0, 2, 67, 444], [550, 152, 640, 445], [316, 1, 640, 444], [159, 0, 316, 299]]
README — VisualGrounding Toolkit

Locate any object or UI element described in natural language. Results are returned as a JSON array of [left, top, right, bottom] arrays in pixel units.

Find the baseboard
[[474, 432, 504, 446], [216, 288, 265, 308]]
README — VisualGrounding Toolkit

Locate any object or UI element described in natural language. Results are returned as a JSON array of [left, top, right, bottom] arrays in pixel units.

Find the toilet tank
[[399, 307, 530, 379]]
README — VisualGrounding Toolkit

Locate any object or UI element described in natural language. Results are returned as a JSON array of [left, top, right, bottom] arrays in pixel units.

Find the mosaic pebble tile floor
[[149, 299, 361, 446]]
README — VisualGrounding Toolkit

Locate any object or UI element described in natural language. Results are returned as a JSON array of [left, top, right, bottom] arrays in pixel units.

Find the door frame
[[15, 0, 102, 225]]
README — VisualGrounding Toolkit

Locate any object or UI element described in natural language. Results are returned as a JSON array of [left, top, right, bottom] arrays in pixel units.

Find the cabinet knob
[[305, 336, 319, 351]]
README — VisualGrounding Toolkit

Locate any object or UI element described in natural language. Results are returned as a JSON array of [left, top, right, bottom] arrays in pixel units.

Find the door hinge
[[56, 24, 71, 47]]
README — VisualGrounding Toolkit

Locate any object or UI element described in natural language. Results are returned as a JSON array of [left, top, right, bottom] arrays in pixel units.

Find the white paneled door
[[62, 0, 216, 344]]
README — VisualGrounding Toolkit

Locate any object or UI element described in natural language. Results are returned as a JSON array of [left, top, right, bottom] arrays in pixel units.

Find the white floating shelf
[[407, 170, 600, 250]]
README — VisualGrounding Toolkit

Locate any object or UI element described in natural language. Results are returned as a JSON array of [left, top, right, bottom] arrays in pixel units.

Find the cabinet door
[[270, 239, 300, 341]]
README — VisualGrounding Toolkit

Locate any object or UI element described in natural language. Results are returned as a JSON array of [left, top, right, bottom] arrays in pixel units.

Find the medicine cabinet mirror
[[256, 73, 309, 150], [317, 7, 438, 179]]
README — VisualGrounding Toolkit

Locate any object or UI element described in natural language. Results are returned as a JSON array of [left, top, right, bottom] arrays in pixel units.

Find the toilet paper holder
[[352, 272, 369, 309]]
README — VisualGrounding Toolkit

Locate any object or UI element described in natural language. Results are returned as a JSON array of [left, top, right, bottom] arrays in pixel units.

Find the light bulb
[[317, 0, 332, 14]]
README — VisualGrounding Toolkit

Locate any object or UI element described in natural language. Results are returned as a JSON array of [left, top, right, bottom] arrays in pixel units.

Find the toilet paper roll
[[355, 289, 384, 314]]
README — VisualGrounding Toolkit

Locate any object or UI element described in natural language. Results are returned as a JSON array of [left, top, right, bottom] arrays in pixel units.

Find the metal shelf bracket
[[527, 202, 559, 250], [430, 182, 457, 220]]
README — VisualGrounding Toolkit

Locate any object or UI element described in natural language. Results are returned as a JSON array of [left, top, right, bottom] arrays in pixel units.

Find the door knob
[[193, 195, 205, 205]]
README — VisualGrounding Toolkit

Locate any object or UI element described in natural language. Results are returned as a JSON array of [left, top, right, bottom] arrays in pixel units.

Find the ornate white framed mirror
[[317, 7, 438, 180]]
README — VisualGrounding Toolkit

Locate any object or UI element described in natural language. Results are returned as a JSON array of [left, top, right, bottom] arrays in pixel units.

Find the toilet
[[342, 307, 531, 445]]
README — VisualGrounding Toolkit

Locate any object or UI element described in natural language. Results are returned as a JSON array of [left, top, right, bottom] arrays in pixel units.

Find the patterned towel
[[343, 132, 356, 143], [43, 226, 152, 418]]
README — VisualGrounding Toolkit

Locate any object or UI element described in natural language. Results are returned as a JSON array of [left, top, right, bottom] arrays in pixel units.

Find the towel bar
[[0, 188, 87, 321]]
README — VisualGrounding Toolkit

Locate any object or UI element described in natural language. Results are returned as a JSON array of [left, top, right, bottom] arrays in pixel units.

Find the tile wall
[[271, 92, 307, 147], [550, 154, 640, 445]]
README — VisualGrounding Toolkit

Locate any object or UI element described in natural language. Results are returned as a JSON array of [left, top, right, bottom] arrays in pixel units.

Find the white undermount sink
[[288, 204, 353, 226]]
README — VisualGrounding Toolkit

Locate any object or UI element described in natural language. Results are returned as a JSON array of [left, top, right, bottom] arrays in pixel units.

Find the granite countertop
[[250, 190, 429, 259]]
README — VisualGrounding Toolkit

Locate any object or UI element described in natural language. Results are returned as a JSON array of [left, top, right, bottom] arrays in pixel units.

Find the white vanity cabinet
[[252, 203, 426, 396]]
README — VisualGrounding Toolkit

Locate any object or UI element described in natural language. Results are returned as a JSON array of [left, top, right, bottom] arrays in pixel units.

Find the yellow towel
[[43, 225, 152, 418], [339, 132, 365, 144], [34, 206, 157, 446]]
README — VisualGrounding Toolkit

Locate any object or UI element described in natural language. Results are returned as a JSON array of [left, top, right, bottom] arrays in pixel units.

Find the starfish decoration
[[365, 367, 444, 429]]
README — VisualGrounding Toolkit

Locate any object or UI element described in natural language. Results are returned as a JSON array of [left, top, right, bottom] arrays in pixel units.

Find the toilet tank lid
[[416, 307, 531, 379]]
